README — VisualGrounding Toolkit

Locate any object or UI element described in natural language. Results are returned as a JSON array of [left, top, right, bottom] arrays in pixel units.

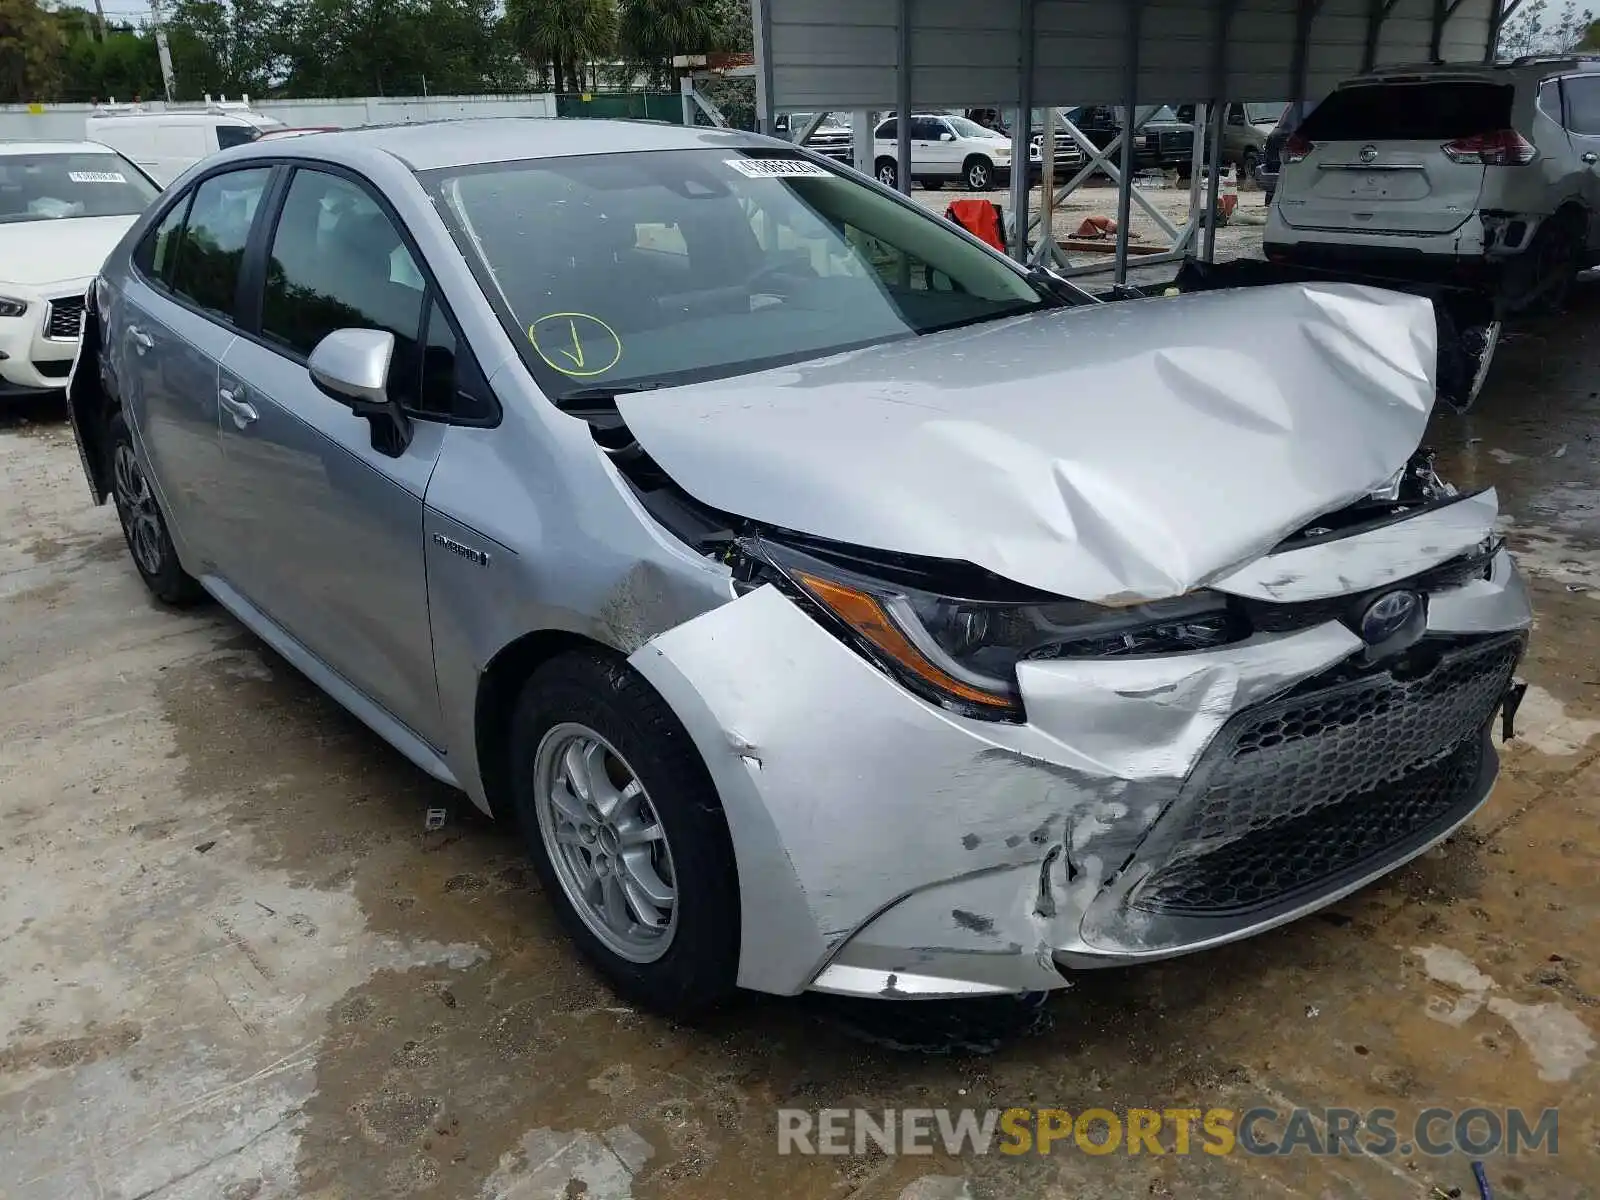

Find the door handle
[[128, 326, 153, 355], [218, 384, 259, 428], [1585, 152, 1598, 164]]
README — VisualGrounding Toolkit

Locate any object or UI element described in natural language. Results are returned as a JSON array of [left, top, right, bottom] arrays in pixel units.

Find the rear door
[[119, 166, 274, 573], [1278, 79, 1508, 234]]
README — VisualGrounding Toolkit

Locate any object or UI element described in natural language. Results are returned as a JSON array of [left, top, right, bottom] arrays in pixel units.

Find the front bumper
[[630, 507, 1532, 1000], [0, 285, 87, 395]]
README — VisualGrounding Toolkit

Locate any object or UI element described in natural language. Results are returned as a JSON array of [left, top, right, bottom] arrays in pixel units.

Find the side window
[[260, 169, 424, 368], [1563, 76, 1600, 135], [133, 194, 192, 285], [167, 167, 271, 320], [1539, 79, 1562, 122], [216, 125, 260, 150], [876, 118, 898, 140], [414, 299, 489, 421]]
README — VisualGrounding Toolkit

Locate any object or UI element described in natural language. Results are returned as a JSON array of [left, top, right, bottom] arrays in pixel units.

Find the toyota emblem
[[1360, 590, 1420, 645], [1359, 145, 1379, 164]]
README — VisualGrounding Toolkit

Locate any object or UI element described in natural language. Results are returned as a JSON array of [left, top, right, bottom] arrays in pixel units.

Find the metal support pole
[[1290, 0, 1319, 114], [680, 77, 695, 127], [1040, 105, 1056, 250], [853, 111, 874, 176], [1430, 0, 1447, 60], [1114, 1, 1143, 285], [1009, 0, 1035, 261], [1486, 0, 1522, 63], [752, 0, 776, 134], [1204, 96, 1225, 261], [896, 0, 913, 194]]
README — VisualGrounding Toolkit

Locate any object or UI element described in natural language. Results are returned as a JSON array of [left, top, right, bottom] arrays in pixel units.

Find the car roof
[[1346, 56, 1600, 87], [245, 118, 779, 171], [0, 140, 125, 157]]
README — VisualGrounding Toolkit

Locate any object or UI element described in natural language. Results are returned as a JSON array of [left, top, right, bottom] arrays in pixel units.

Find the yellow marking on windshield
[[528, 312, 622, 378]]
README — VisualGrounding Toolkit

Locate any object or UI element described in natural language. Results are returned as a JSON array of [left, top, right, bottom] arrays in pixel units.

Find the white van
[[84, 99, 284, 186]]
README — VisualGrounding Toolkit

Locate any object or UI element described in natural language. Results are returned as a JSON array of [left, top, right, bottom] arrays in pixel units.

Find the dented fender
[[628, 585, 1379, 997]]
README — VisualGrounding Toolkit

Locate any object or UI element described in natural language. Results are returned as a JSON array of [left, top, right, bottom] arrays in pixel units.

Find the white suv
[[872, 114, 1012, 191], [0, 141, 159, 399], [1265, 58, 1600, 310]]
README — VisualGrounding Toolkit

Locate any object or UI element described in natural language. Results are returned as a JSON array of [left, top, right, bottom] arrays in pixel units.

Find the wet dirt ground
[[2, 285, 1599, 1200]]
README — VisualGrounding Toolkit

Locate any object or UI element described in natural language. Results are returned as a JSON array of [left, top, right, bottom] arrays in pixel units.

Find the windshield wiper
[[554, 383, 664, 408], [1025, 264, 1095, 306]]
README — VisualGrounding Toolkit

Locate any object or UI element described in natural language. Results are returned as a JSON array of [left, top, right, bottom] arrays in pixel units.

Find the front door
[[121, 166, 274, 574], [216, 166, 446, 748]]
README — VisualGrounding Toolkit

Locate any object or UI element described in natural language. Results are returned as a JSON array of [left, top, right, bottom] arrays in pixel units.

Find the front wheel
[[964, 156, 993, 191], [106, 410, 205, 606], [1241, 148, 1260, 184], [509, 650, 741, 1014], [875, 158, 898, 189]]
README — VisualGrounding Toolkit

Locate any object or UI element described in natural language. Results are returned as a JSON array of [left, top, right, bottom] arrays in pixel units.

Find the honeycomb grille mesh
[[1136, 635, 1522, 916], [46, 296, 84, 340]]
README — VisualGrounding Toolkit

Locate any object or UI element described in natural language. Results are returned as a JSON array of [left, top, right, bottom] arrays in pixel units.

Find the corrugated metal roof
[[761, 0, 1500, 111]]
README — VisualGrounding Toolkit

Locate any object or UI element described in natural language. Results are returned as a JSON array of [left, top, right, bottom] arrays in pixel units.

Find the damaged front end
[[595, 283, 1531, 999], [613, 442, 1529, 999]]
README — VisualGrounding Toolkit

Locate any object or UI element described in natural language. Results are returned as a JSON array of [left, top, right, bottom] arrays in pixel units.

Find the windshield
[[426, 149, 1049, 402], [0, 152, 158, 224], [1245, 103, 1288, 125], [945, 116, 993, 138]]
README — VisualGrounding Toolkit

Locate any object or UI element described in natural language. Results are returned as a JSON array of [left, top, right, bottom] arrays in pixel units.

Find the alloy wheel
[[113, 443, 165, 577], [533, 723, 678, 963], [968, 161, 990, 189]]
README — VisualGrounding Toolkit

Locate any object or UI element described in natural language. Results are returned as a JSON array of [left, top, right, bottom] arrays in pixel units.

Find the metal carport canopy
[[754, 0, 1505, 115]]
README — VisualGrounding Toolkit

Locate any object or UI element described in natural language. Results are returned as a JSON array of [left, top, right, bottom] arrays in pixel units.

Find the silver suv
[[1266, 57, 1600, 310]]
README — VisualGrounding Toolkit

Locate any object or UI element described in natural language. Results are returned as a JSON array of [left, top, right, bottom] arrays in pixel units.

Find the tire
[[875, 158, 898, 189], [1527, 211, 1585, 314], [508, 649, 740, 1014], [105, 410, 205, 606], [964, 156, 993, 191]]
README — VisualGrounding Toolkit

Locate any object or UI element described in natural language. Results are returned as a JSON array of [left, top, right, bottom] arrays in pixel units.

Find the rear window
[[1299, 82, 1513, 141]]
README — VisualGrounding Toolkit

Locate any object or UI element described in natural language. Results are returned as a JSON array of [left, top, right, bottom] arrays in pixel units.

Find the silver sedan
[[66, 119, 1531, 1012]]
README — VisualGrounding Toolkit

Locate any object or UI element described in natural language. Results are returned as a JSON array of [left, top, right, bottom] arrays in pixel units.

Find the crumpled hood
[[0, 215, 137, 288], [616, 282, 1437, 603]]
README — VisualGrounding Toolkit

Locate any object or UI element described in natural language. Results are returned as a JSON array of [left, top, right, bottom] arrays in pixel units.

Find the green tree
[[0, 0, 65, 103], [163, 0, 288, 99], [51, 9, 162, 103], [1498, 0, 1596, 58], [274, 0, 520, 97], [505, 0, 617, 94], [617, 0, 726, 86]]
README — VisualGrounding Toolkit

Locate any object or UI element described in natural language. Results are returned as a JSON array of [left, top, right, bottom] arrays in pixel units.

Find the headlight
[[737, 538, 1241, 721], [0, 296, 28, 318]]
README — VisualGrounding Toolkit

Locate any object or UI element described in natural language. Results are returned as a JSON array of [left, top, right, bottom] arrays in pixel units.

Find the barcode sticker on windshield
[[67, 171, 126, 183], [725, 158, 831, 179]]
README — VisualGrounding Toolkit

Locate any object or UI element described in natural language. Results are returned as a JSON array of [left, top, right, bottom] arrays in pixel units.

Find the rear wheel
[[875, 158, 898, 189], [509, 650, 740, 1014], [106, 411, 205, 606], [1241, 148, 1260, 184], [1525, 210, 1585, 313]]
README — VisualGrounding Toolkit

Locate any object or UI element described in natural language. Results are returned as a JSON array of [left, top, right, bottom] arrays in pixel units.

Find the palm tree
[[505, 0, 617, 93], [617, 0, 725, 86]]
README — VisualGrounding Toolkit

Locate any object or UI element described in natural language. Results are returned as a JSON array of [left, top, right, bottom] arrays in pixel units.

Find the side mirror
[[939, 132, 955, 142], [308, 327, 412, 456]]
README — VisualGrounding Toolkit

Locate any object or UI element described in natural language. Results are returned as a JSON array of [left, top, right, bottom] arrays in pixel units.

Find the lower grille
[[1135, 634, 1522, 917], [46, 296, 84, 341]]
